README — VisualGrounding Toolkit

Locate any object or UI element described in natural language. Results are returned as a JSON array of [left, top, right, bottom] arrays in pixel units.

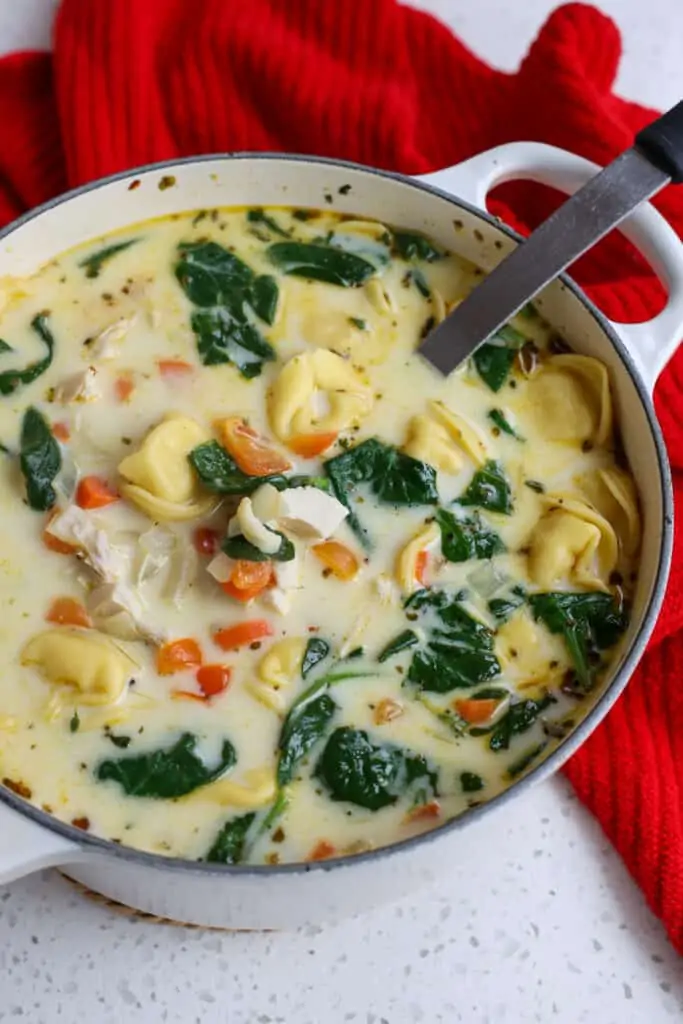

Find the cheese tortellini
[[21, 629, 137, 706], [249, 637, 307, 712], [524, 354, 612, 446], [197, 768, 277, 808], [395, 521, 440, 595], [118, 414, 216, 521], [527, 494, 618, 591], [496, 610, 567, 687], [577, 466, 641, 557], [403, 400, 489, 473], [268, 348, 373, 443]]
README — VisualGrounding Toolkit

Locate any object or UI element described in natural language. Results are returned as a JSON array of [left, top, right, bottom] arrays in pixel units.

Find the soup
[[0, 204, 638, 865]]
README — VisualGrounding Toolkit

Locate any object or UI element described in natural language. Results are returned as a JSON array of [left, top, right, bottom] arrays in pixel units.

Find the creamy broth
[[0, 206, 639, 865]]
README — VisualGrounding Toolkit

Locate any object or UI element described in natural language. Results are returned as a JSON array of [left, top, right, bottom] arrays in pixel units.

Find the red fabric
[[3, 0, 683, 950]]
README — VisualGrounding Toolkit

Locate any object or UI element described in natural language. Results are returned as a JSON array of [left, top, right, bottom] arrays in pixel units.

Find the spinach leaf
[[487, 408, 524, 440], [0, 339, 12, 353], [247, 275, 279, 325], [436, 507, 505, 562], [191, 308, 275, 378], [0, 313, 55, 397], [460, 771, 484, 793], [19, 406, 61, 511], [302, 637, 330, 678], [175, 241, 276, 378], [529, 592, 628, 692], [487, 695, 555, 751], [324, 438, 438, 546], [406, 589, 501, 693], [473, 323, 526, 392], [222, 530, 294, 562], [246, 208, 289, 238], [459, 460, 513, 515], [378, 629, 419, 663], [276, 669, 372, 787], [267, 242, 376, 287], [96, 732, 236, 798], [189, 440, 281, 495], [79, 238, 139, 279], [270, 474, 331, 492], [506, 742, 548, 779], [206, 812, 256, 864], [392, 231, 443, 262], [315, 727, 438, 811], [488, 584, 526, 622]]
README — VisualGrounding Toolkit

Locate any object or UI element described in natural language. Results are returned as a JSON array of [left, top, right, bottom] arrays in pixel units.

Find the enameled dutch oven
[[0, 144, 680, 928]]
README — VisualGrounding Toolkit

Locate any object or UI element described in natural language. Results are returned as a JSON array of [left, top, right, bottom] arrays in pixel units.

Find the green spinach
[[246, 208, 289, 238], [247, 275, 279, 325], [315, 727, 438, 811], [206, 812, 256, 864], [0, 339, 12, 353], [189, 440, 279, 495], [486, 695, 555, 751], [459, 460, 513, 515], [529, 592, 628, 692], [222, 530, 295, 562], [302, 637, 330, 678], [79, 238, 139, 279], [406, 589, 501, 693], [175, 241, 276, 378], [435, 507, 505, 562], [0, 313, 55, 397], [506, 742, 548, 779], [473, 323, 525, 392], [487, 584, 526, 622], [378, 629, 419, 663], [19, 406, 61, 511], [324, 438, 438, 546], [267, 241, 376, 287], [487, 408, 524, 440], [460, 771, 484, 793], [96, 732, 236, 798], [392, 231, 443, 262]]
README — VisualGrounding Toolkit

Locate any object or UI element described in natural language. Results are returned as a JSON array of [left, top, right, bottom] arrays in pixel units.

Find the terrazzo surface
[[1, 1, 683, 1021]]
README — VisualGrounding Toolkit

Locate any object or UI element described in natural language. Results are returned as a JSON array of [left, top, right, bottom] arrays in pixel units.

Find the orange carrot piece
[[404, 801, 441, 823], [312, 540, 359, 581], [220, 560, 274, 603], [288, 432, 338, 458], [171, 690, 206, 703], [213, 620, 274, 651], [76, 476, 119, 509], [52, 421, 70, 442], [196, 664, 232, 698], [453, 698, 501, 725], [156, 638, 203, 676], [42, 510, 78, 555], [415, 550, 429, 587], [114, 373, 135, 402], [45, 597, 91, 629], [158, 359, 194, 377], [308, 840, 336, 861], [217, 416, 291, 476]]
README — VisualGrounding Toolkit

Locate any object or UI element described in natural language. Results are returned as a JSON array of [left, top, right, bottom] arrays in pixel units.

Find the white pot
[[0, 145, 679, 929]]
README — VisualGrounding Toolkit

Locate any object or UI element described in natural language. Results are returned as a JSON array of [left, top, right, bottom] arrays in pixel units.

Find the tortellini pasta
[[249, 637, 307, 712], [21, 629, 137, 706], [118, 414, 216, 521], [268, 348, 373, 443], [403, 399, 489, 472], [496, 610, 567, 687], [523, 354, 612, 446], [527, 494, 618, 591], [577, 467, 641, 557], [196, 768, 277, 808], [395, 521, 440, 594]]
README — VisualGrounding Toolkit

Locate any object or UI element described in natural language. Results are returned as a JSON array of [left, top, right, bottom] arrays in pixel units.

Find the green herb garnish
[[79, 238, 139, 279], [487, 408, 524, 440]]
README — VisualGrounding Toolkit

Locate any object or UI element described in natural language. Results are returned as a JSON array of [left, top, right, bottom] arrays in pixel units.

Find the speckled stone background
[[0, 2, 683, 1022]]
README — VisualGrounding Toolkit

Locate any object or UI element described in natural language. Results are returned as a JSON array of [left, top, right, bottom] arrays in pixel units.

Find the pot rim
[[0, 151, 673, 877]]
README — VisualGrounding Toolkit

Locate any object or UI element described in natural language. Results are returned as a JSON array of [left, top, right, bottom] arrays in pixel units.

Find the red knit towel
[[2, 0, 683, 952]]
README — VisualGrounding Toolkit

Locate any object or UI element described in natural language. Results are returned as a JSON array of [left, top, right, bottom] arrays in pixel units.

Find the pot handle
[[417, 142, 683, 392], [0, 801, 82, 885]]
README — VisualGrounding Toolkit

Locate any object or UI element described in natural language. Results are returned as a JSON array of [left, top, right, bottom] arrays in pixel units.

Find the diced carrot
[[114, 373, 135, 402], [415, 550, 429, 587], [52, 421, 70, 442], [171, 690, 206, 703], [196, 664, 231, 698], [158, 359, 194, 377], [213, 619, 274, 651], [45, 597, 92, 629], [308, 840, 336, 861], [42, 510, 78, 555], [193, 527, 219, 556], [156, 638, 203, 676], [76, 476, 119, 509], [312, 540, 359, 581], [453, 698, 501, 724], [405, 800, 441, 823], [374, 698, 404, 725], [288, 432, 338, 458], [217, 416, 291, 476], [220, 560, 274, 603]]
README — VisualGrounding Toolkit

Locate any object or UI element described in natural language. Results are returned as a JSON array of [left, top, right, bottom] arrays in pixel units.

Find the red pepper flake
[[128, 179, 141, 191], [308, 839, 336, 861], [71, 816, 90, 831]]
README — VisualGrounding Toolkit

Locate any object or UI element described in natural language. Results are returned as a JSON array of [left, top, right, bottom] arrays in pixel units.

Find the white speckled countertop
[[0, 1, 682, 1021]]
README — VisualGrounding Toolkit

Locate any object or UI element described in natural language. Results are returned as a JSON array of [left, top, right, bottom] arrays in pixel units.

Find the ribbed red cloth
[[2, 0, 683, 951]]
